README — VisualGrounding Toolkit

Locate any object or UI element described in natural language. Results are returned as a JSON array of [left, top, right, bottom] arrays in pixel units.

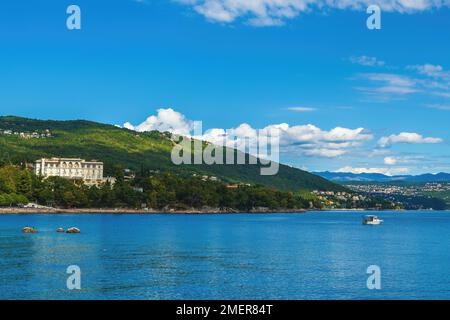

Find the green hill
[[0, 116, 345, 192]]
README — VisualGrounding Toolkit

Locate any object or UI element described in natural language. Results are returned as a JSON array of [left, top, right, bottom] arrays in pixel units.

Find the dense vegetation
[[0, 165, 316, 210], [383, 194, 447, 210], [424, 191, 450, 209], [0, 116, 346, 192]]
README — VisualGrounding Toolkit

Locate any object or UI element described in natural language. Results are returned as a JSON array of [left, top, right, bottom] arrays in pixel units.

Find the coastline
[[0, 207, 418, 215], [0, 207, 309, 215]]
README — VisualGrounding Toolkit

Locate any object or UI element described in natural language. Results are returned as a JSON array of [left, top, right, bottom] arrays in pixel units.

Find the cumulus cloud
[[123, 108, 373, 158], [217, 122, 372, 158], [336, 166, 409, 176], [378, 132, 443, 148], [176, 0, 450, 26], [350, 56, 385, 67], [236, 123, 372, 158], [123, 108, 194, 136]]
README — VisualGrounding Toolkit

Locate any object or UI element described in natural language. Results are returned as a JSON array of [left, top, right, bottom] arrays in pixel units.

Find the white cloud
[[408, 64, 450, 94], [124, 108, 373, 158], [433, 91, 450, 98], [133, 0, 150, 4], [378, 132, 443, 148], [123, 108, 194, 136], [336, 166, 409, 176], [408, 63, 450, 79], [353, 62, 450, 103], [384, 156, 397, 165], [303, 148, 347, 158], [204, 123, 372, 158], [427, 104, 450, 111], [358, 73, 418, 95], [350, 56, 385, 67], [287, 107, 316, 112], [176, 0, 450, 26]]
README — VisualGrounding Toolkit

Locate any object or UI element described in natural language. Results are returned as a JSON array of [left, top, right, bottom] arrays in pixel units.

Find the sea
[[0, 211, 449, 300]]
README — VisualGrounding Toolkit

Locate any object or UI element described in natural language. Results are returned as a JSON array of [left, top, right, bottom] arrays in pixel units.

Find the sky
[[0, 0, 450, 175]]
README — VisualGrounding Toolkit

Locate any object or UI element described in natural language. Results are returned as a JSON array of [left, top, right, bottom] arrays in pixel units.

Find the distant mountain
[[315, 171, 450, 183], [405, 172, 450, 182], [0, 116, 346, 192]]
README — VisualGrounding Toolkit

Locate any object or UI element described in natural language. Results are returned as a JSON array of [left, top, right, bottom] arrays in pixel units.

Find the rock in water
[[56, 228, 65, 233], [22, 227, 38, 233], [66, 227, 81, 234]]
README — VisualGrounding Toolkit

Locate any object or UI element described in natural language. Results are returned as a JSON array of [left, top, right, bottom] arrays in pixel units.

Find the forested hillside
[[0, 116, 345, 192]]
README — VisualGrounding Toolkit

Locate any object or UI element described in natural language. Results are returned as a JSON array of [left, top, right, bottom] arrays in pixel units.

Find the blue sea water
[[0, 211, 449, 300]]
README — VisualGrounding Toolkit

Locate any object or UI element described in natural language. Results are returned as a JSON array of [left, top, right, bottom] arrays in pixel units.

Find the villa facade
[[34, 158, 104, 186]]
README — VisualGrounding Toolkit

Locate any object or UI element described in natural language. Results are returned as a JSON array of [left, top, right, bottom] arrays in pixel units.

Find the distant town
[[311, 190, 400, 210], [345, 183, 450, 210], [0, 129, 53, 139], [347, 183, 450, 196]]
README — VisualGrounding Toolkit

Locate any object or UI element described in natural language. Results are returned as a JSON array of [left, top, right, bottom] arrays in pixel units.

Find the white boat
[[362, 215, 383, 225]]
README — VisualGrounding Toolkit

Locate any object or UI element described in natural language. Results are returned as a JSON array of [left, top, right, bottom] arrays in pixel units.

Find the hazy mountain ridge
[[315, 171, 450, 183]]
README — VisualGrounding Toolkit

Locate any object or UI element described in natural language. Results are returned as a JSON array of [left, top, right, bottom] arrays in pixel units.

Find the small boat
[[362, 215, 383, 225]]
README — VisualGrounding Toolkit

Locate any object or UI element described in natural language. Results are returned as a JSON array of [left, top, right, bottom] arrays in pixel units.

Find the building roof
[[35, 157, 103, 164]]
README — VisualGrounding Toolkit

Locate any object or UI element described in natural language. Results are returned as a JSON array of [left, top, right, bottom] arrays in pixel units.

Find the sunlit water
[[0, 211, 449, 300]]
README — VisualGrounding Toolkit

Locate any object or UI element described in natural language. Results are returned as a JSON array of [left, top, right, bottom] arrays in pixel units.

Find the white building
[[35, 158, 104, 186]]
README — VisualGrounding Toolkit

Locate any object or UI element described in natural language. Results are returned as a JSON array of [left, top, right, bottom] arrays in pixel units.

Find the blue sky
[[1, 0, 450, 174]]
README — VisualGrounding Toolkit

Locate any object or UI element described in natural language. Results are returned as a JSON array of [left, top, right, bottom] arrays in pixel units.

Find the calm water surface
[[0, 211, 449, 300]]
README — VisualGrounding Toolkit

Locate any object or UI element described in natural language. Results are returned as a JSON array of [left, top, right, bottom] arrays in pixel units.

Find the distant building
[[34, 158, 104, 186], [225, 184, 240, 189], [103, 176, 117, 186], [123, 168, 136, 181], [1, 129, 52, 139]]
